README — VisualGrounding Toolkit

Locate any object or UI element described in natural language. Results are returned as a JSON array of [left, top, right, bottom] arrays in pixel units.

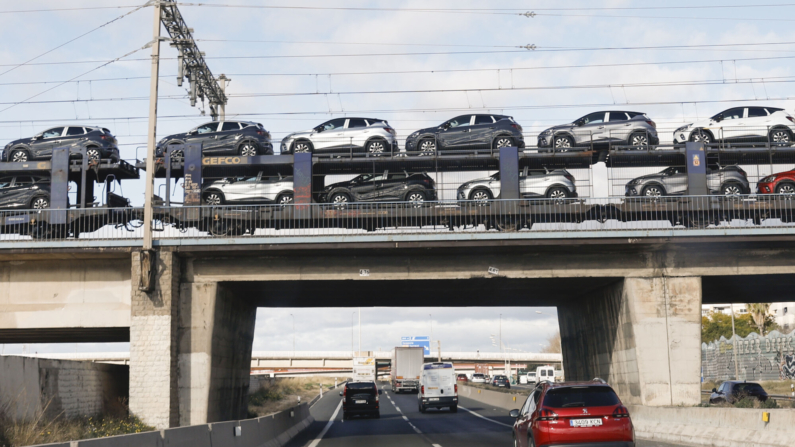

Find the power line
[[0, 5, 142, 14]]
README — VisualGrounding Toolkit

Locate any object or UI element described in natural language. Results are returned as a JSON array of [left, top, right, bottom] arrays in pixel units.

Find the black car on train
[[0, 175, 52, 209], [2, 126, 120, 162], [316, 171, 437, 206]]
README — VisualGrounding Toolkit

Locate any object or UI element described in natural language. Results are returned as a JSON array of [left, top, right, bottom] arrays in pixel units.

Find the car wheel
[[405, 190, 426, 207], [469, 188, 493, 205], [546, 187, 568, 204], [239, 141, 259, 156], [30, 196, 50, 210], [552, 135, 574, 151], [770, 128, 793, 146], [293, 140, 313, 153], [493, 136, 514, 149], [418, 138, 436, 155], [775, 183, 795, 195], [276, 193, 294, 206], [629, 132, 649, 148], [641, 185, 665, 197], [203, 191, 224, 206], [329, 192, 351, 208], [366, 139, 386, 155], [10, 149, 28, 162], [721, 183, 743, 196], [689, 130, 712, 144], [85, 147, 101, 161]]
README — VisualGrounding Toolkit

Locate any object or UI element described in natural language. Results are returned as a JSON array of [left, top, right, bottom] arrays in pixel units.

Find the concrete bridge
[[2, 234, 795, 428]]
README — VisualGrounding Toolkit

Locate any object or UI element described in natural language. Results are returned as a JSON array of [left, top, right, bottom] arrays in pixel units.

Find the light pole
[[429, 313, 433, 346], [290, 314, 295, 357], [730, 303, 739, 379], [351, 311, 356, 356]]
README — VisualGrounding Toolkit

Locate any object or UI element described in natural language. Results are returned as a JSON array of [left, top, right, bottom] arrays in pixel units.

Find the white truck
[[418, 362, 458, 413], [391, 346, 424, 393], [352, 356, 376, 382], [529, 365, 556, 383]]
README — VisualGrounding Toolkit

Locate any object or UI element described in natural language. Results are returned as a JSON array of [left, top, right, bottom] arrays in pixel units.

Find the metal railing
[[4, 195, 795, 244]]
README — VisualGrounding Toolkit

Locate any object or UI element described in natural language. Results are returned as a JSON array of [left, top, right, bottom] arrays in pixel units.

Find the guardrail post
[[50, 146, 70, 224], [499, 146, 520, 200], [685, 141, 708, 198]]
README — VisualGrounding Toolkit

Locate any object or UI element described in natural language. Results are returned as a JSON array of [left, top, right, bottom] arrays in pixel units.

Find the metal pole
[[290, 313, 295, 358], [429, 313, 433, 348], [437, 340, 441, 363], [143, 2, 162, 251], [358, 307, 361, 354], [218, 74, 229, 121], [730, 303, 739, 379], [351, 311, 355, 356]]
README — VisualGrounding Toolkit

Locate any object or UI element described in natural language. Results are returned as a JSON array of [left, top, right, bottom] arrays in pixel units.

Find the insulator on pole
[[177, 54, 183, 86]]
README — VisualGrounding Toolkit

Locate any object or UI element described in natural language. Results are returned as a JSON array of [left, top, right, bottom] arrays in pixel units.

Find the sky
[[1, 0, 795, 355]]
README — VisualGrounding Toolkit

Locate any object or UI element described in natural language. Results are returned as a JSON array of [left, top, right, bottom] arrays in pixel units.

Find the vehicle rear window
[[734, 383, 765, 393], [543, 386, 620, 408], [609, 112, 628, 122], [347, 382, 376, 390], [222, 122, 241, 131], [66, 127, 85, 136]]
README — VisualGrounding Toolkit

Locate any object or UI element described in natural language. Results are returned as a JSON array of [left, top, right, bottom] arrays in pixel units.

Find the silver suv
[[201, 172, 293, 205], [457, 168, 577, 201], [280, 117, 397, 154], [625, 166, 750, 197], [538, 111, 659, 150]]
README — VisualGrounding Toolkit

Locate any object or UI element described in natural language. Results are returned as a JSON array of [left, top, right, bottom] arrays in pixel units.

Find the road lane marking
[[307, 399, 343, 447], [402, 415, 409, 421], [458, 406, 513, 428], [408, 422, 422, 434]]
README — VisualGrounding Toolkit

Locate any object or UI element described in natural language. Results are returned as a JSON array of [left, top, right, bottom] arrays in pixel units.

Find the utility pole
[[142, 0, 162, 254], [351, 311, 355, 356], [730, 303, 739, 379], [290, 313, 295, 358], [429, 313, 433, 350], [218, 74, 229, 120]]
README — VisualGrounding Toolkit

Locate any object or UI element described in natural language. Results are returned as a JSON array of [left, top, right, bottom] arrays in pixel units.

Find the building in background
[[702, 303, 794, 333]]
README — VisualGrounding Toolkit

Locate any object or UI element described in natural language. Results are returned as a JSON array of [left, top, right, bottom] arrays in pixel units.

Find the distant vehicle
[[418, 362, 458, 413], [673, 107, 795, 146], [624, 165, 750, 197], [0, 176, 52, 210], [280, 117, 397, 154], [404, 114, 525, 154], [526, 371, 537, 384], [2, 126, 120, 162], [316, 171, 437, 206], [391, 347, 424, 393], [456, 374, 469, 382], [156, 121, 273, 158], [709, 381, 769, 405], [470, 373, 487, 384], [510, 380, 634, 447], [757, 169, 795, 195], [352, 357, 376, 383], [456, 168, 577, 202], [537, 111, 658, 150], [340, 381, 381, 419], [535, 366, 556, 383], [492, 375, 511, 389], [201, 172, 293, 206]]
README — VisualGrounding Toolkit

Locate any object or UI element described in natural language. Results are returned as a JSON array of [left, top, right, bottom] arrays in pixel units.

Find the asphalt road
[[285, 384, 691, 447]]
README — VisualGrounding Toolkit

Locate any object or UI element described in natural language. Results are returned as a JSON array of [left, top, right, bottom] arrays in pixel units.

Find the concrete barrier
[[32, 403, 314, 447], [459, 384, 527, 411]]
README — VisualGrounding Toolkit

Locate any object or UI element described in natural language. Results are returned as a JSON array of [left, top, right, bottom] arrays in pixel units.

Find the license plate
[[570, 418, 602, 427], [429, 398, 439, 401], [355, 400, 367, 404]]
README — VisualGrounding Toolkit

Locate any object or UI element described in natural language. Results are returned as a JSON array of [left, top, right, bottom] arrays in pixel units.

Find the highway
[[286, 385, 690, 447]]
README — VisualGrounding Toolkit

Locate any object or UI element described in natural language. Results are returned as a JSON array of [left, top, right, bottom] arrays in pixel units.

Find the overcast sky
[[1, 1, 794, 355]]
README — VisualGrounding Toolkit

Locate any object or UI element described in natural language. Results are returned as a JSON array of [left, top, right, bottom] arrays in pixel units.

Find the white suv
[[280, 117, 397, 155], [673, 106, 795, 146]]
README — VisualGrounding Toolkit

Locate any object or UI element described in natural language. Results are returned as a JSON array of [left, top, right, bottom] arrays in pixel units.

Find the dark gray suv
[[156, 121, 273, 158], [0, 176, 52, 209], [538, 111, 659, 151], [3, 126, 119, 162], [405, 114, 525, 154], [625, 165, 750, 197]]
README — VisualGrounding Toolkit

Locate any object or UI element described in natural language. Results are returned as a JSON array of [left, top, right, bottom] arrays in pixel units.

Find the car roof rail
[[592, 377, 607, 384]]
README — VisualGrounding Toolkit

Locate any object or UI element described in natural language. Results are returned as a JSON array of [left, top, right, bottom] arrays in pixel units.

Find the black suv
[[317, 171, 437, 205], [3, 126, 119, 162], [340, 381, 381, 419], [156, 121, 273, 158], [491, 375, 511, 389], [709, 381, 768, 404], [405, 114, 525, 154], [0, 176, 51, 209]]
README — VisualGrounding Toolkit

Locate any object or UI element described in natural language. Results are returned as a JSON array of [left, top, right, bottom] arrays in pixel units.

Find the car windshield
[[543, 386, 620, 408], [0, 178, 11, 188], [354, 174, 373, 183], [446, 116, 470, 128]]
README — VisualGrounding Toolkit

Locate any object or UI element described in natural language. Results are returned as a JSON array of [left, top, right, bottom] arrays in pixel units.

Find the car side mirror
[[714, 115, 723, 122], [575, 119, 584, 127], [712, 388, 717, 393], [339, 391, 343, 396], [509, 409, 520, 418]]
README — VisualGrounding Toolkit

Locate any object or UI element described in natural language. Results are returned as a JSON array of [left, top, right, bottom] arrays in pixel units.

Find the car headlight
[[409, 132, 419, 139], [539, 129, 552, 136], [675, 124, 692, 133], [628, 179, 640, 185], [761, 176, 776, 183]]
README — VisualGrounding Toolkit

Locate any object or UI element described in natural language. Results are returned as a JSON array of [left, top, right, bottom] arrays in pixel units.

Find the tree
[[541, 331, 561, 353], [701, 310, 779, 343], [746, 303, 772, 336]]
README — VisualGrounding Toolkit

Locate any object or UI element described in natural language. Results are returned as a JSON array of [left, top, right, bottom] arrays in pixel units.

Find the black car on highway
[[404, 114, 525, 154], [340, 381, 381, 419], [491, 375, 511, 389], [316, 171, 437, 206], [2, 126, 120, 162], [0, 176, 52, 209], [709, 381, 768, 404], [155, 121, 273, 158]]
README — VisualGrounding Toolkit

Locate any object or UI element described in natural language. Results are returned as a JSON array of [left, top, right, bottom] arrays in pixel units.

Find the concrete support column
[[130, 250, 180, 429], [558, 276, 701, 406], [178, 281, 256, 426]]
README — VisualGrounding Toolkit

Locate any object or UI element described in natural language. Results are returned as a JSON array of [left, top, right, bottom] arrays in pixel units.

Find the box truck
[[352, 356, 376, 382], [391, 346, 424, 393]]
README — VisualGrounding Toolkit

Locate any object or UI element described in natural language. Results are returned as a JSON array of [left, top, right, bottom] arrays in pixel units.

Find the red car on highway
[[510, 380, 634, 447], [757, 169, 795, 195]]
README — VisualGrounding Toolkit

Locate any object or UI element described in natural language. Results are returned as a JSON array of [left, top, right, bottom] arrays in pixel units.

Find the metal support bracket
[[499, 146, 520, 200]]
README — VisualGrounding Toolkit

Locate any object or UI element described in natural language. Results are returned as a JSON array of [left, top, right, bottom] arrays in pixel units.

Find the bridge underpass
[[3, 238, 795, 428]]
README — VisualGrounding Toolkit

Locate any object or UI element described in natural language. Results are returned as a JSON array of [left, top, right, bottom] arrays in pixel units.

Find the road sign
[[401, 336, 431, 355]]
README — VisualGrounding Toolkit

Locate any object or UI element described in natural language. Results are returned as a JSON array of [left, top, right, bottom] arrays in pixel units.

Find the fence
[[702, 330, 795, 381]]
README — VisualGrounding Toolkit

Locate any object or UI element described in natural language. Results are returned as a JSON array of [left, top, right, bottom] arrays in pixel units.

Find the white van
[[536, 366, 555, 383], [418, 362, 458, 413]]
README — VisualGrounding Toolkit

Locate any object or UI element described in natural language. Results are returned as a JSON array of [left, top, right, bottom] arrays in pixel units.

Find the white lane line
[[394, 406, 401, 413], [307, 399, 343, 447], [408, 422, 422, 434], [432, 445, 442, 447], [402, 415, 409, 421], [458, 406, 513, 428]]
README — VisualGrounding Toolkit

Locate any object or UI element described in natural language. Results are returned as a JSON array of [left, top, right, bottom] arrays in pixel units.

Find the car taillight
[[257, 130, 267, 136], [511, 123, 523, 132], [646, 120, 657, 129], [454, 384, 458, 394], [343, 387, 347, 397], [421, 386, 424, 395], [101, 135, 110, 140], [612, 405, 630, 418], [787, 116, 795, 124], [538, 409, 558, 421], [565, 174, 575, 182], [385, 127, 396, 135]]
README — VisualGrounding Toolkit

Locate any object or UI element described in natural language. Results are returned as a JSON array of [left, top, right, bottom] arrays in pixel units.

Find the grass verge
[[248, 377, 341, 417]]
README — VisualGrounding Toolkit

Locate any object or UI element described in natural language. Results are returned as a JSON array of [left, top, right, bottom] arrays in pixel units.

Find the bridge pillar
[[558, 276, 701, 406], [130, 252, 256, 428]]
